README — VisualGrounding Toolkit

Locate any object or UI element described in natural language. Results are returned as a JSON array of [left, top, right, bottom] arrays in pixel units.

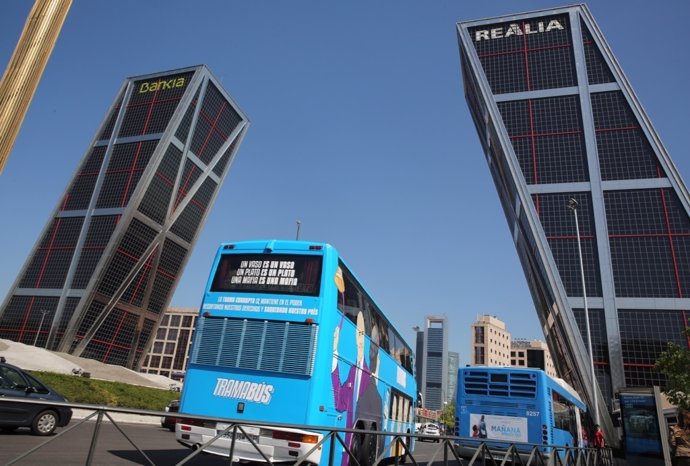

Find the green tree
[[439, 402, 456, 432], [655, 328, 690, 410]]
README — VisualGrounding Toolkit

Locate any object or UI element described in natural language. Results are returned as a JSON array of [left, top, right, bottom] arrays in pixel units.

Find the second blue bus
[[455, 367, 586, 457]]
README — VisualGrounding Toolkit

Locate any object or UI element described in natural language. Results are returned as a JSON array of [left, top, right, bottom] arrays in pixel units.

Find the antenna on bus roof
[[295, 219, 301, 240]]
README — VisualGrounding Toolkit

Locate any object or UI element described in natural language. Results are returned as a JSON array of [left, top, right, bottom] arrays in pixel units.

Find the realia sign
[[474, 20, 564, 41]]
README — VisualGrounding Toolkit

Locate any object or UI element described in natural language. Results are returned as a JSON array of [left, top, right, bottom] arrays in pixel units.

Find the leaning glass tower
[[458, 5, 690, 438], [0, 65, 249, 369]]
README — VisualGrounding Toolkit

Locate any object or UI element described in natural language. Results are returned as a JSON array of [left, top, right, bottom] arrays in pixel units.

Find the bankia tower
[[0, 66, 249, 369], [458, 5, 690, 436]]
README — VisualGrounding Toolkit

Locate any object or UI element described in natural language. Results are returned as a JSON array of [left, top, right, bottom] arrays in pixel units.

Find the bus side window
[[378, 319, 390, 353], [361, 301, 375, 336], [401, 346, 412, 373], [393, 334, 405, 368], [338, 265, 362, 325], [388, 327, 398, 362]]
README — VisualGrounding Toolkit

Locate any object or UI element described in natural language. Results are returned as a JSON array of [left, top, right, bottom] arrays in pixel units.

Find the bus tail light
[[542, 424, 548, 444], [180, 418, 209, 429], [264, 429, 319, 444]]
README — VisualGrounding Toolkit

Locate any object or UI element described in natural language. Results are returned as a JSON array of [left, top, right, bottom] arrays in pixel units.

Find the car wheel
[[32, 410, 58, 436]]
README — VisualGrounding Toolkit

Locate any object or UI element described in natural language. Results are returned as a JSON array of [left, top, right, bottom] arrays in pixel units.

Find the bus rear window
[[210, 254, 323, 296]]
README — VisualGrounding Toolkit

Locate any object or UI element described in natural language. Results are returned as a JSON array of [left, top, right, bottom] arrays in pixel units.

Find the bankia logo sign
[[474, 19, 564, 41], [139, 76, 186, 93]]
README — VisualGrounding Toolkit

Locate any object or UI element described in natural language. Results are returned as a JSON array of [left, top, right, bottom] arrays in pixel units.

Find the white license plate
[[217, 423, 260, 441]]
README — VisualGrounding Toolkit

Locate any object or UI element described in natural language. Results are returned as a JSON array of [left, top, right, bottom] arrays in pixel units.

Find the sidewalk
[[72, 408, 161, 425]]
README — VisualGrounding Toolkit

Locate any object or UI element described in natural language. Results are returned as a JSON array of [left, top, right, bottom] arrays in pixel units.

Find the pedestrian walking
[[593, 424, 605, 449]]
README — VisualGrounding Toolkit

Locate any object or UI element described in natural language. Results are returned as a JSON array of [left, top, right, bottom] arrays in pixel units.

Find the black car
[[161, 399, 181, 431], [0, 361, 73, 435]]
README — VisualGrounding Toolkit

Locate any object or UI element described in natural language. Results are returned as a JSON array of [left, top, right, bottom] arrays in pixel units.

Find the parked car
[[0, 360, 72, 435], [418, 423, 441, 442], [161, 399, 181, 431]]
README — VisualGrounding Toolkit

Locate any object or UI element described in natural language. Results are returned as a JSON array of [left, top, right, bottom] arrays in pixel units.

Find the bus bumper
[[176, 422, 323, 464]]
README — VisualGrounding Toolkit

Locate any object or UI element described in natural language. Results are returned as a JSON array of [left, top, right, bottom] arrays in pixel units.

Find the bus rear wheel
[[361, 432, 377, 466], [350, 432, 363, 466]]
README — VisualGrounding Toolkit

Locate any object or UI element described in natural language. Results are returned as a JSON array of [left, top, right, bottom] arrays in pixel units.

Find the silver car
[[419, 423, 441, 442]]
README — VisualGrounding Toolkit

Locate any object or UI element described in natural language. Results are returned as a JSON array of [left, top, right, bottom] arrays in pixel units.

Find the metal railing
[[1, 398, 615, 466]]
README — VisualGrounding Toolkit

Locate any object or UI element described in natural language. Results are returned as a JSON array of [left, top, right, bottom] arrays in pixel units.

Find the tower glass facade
[[458, 5, 690, 438], [421, 316, 448, 411], [0, 66, 249, 369]]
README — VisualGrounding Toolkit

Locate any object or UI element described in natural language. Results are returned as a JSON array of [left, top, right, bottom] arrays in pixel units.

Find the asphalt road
[[0, 420, 228, 465], [0, 421, 450, 466]]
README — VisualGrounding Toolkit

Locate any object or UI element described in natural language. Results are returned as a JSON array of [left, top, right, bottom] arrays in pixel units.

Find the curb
[[71, 408, 161, 426]]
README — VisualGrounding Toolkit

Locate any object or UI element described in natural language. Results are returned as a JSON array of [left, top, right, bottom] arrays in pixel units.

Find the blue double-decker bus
[[176, 240, 416, 466], [455, 367, 586, 457]]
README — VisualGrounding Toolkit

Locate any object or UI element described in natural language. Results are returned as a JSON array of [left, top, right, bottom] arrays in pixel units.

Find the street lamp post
[[295, 220, 301, 240], [567, 198, 599, 425], [33, 309, 48, 347]]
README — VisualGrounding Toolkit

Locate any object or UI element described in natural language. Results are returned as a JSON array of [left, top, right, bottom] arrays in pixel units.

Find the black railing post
[[329, 432, 337, 466], [85, 409, 104, 465], [227, 424, 238, 465]]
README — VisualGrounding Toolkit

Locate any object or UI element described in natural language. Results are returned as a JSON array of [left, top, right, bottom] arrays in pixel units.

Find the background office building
[[511, 339, 555, 377], [471, 314, 510, 367], [458, 4, 690, 434], [140, 307, 197, 380], [416, 315, 448, 411], [0, 65, 249, 369], [470, 315, 554, 376]]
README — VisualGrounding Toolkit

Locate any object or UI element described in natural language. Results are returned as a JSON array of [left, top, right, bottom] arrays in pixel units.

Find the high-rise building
[[446, 351, 459, 404], [419, 315, 448, 411], [413, 326, 424, 398], [471, 315, 510, 367], [0, 65, 249, 369], [458, 4, 690, 438], [140, 307, 197, 380], [510, 339, 556, 378]]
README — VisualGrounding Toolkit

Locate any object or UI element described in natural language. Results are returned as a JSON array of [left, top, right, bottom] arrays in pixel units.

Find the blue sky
[[1, 1, 688, 363]]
